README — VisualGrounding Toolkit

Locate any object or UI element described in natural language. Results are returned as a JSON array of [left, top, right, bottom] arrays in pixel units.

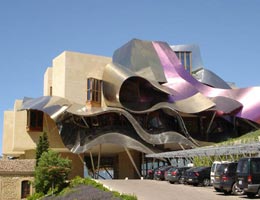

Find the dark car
[[165, 167, 191, 184], [179, 167, 195, 184], [237, 157, 260, 198], [154, 165, 173, 180], [145, 166, 162, 179], [146, 168, 156, 179], [213, 162, 243, 195], [186, 166, 211, 186]]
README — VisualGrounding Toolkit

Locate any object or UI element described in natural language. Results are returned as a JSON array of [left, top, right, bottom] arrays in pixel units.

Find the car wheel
[[232, 182, 244, 195], [224, 190, 231, 195], [214, 187, 221, 192], [202, 178, 210, 186], [258, 188, 260, 196], [246, 193, 256, 198]]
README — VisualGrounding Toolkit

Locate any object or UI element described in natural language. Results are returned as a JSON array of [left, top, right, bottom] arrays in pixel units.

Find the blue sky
[[1, 0, 260, 155]]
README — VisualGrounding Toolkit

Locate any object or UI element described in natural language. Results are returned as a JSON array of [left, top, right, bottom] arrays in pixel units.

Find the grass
[[193, 129, 260, 166], [215, 129, 260, 146], [28, 176, 138, 200]]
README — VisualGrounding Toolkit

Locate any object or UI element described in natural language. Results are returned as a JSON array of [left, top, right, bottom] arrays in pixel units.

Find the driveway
[[98, 179, 245, 200]]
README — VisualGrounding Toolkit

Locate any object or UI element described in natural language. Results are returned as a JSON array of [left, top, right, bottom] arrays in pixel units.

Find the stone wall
[[0, 174, 34, 200]]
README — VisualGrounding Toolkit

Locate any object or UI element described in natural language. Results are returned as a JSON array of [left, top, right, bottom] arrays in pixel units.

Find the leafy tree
[[34, 150, 71, 194], [36, 132, 49, 166]]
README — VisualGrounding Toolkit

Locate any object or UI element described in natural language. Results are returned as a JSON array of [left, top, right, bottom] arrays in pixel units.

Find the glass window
[[50, 86, 52, 96], [87, 90, 91, 101], [87, 78, 102, 105], [237, 159, 249, 174], [216, 163, 228, 173], [95, 80, 99, 91], [180, 52, 185, 67], [251, 160, 260, 173], [92, 92, 96, 101], [186, 53, 191, 72], [174, 51, 192, 73], [87, 79, 92, 90], [27, 110, 43, 132], [175, 52, 180, 59]]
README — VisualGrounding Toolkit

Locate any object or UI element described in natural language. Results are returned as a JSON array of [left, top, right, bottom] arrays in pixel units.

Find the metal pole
[[104, 167, 113, 179], [124, 147, 141, 178], [97, 144, 102, 179], [206, 111, 216, 141], [89, 151, 96, 179]]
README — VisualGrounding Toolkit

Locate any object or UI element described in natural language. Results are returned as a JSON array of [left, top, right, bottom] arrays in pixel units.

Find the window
[[237, 159, 249, 174], [21, 180, 30, 199], [175, 51, 192, 73], [87, 78, 102, 106], [251, 160, 260, 173], [50, 86, 53, 96], [27, 110, 43, 131]]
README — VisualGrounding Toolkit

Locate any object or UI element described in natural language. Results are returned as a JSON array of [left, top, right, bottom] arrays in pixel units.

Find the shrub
[[27, 192, 44, 200], [34, 150, 71, 194]]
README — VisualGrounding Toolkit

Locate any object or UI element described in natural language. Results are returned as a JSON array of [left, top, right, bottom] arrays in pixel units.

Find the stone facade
[[0, 159, 35, 200], [0, 175, 34, 200], [2, 51, 143, 182], [2, 52, 114, 180]]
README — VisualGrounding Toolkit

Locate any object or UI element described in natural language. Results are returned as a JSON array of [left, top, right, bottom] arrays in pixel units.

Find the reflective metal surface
[[21, 96, 197, 154], [152, 40, 260, 123], [171, 44, 231, 89], [192, 68, 231, 89], [20, 38, 260, 156], [170, 44, 204, 71]]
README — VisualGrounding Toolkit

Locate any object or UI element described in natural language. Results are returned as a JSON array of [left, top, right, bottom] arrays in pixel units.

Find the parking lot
[[98, 179, 248, 200]]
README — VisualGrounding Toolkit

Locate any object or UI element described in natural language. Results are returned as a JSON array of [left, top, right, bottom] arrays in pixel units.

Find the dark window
[[237, 159, 249, 174], [50, 86, 53, 96], [186, 53, 191, 70], [27, 110, 43, 132], [251, 160, 260, 173], [21, 180, 30, 198], [181, 52, 185, 67], [87, 78, 102, 105], [174, 51, 192, 73]]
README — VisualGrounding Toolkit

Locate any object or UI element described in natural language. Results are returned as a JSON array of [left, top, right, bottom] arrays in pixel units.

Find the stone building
[[0, 159, 35, 200]]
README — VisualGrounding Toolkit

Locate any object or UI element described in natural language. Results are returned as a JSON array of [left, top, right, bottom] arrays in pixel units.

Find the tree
[[36, 132, 49, 166], [34, 150, 72, 194]]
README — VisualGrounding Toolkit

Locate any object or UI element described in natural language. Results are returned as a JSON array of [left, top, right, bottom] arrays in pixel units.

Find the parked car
[[146, 168, 156, 179], [213, 162, 243, 195], [154, 165, 173, 180], [179, 167, 193, 184], [165, 166, 177, 182], [237, 157, 260, 198], [165, 166, 191, 184], [186, 166, 211, 186], [210, 161, 230, 184]]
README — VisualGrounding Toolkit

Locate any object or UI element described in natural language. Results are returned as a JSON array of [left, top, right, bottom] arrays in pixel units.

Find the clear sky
[[1, 0, 260, 155]]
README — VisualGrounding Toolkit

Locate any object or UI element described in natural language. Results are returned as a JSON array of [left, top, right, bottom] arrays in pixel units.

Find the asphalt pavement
[[98, 179, 246, 200]]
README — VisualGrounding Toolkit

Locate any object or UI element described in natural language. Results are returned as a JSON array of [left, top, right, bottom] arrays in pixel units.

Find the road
[[98, 179, 248, 200]]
